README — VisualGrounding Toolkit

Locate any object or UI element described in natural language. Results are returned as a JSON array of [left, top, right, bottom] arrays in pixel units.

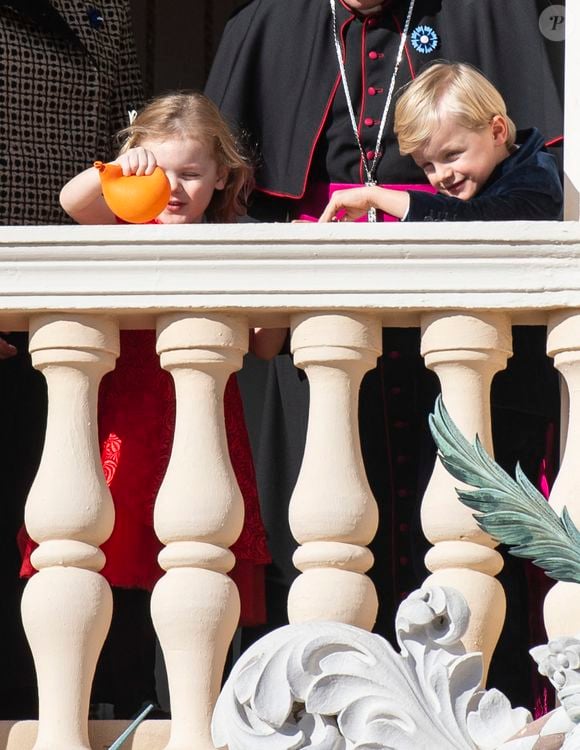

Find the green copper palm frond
[[429, 395, 580, 584], [109, 704, 154, 750]]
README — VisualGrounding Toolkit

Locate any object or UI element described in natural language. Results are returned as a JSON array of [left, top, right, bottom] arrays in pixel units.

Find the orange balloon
[[94, 161, 171, 224]]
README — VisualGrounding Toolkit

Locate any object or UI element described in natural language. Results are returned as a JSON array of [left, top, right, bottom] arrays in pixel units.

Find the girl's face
[[141, 137, 227, 224]]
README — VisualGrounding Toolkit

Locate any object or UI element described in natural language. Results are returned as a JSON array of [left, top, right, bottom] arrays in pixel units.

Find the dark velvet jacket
[[406, 128, 563, 221]]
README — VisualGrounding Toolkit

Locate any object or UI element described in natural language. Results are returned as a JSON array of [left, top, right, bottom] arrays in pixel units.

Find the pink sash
[[297, 182, 437, 222]]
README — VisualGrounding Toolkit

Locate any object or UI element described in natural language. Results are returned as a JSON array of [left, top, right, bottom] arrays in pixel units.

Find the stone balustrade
[[1, 220, 580, 749]]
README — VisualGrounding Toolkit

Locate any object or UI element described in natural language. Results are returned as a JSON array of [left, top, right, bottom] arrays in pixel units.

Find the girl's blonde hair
[[394, 62, 516, 155], [117, 91, 254, 222]]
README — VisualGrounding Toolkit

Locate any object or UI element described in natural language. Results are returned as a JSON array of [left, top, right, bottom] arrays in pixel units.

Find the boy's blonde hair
[[394, 62, 516, 155], [117, 91, 254, 222]]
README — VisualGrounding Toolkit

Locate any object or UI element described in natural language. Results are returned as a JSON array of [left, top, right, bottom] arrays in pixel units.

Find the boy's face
[[411, 114, 510, 201]]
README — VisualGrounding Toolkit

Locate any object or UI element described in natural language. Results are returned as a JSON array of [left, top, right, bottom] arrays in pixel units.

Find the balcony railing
[[1, 220, 580, 749]]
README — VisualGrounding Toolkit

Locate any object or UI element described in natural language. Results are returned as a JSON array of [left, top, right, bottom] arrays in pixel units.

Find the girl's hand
[[318, 187, 375, 223], [114, 147, 158, 177], [250, 327, 288, 360]]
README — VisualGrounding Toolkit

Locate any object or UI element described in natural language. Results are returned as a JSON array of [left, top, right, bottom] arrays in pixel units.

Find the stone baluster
[[151, 314, 246, 750], [21, 314, 119, 750], [544, 312, 580, 638], [288, 313, 382, 631], [420, 312, 512, 681]]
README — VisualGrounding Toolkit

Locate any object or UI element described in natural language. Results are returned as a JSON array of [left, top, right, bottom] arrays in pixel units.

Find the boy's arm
[[405, 185, 562, 222], [405, 162, 563, 222], [59, 167, 117, 225], [318, 162, 563, 223], [318, 186, 410, 222]]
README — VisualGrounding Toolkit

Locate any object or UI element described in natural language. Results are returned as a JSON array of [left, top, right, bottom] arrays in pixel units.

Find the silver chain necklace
[[329, 0, 416, 221]]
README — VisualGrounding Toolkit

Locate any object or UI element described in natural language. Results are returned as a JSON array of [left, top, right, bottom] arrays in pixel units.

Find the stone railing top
[[1, 221, 580, 329]]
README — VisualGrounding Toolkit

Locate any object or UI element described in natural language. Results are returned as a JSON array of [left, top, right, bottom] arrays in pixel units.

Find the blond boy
[[319, 62, 562, 223]]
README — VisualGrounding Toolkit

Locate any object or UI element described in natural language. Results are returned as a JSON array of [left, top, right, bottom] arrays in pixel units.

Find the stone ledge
[[0, 720, 170, 750]]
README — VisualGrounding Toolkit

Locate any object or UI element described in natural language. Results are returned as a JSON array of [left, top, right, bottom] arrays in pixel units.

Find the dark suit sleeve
[[405, 166, 563, 222]]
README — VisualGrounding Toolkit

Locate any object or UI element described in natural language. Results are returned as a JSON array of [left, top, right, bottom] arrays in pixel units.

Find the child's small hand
[[319, 185, 410, 222], [114, 147, 158, 177], [0, 335, 17, 359], [250, 327, 288, 360], [318, 187, 374, 223]]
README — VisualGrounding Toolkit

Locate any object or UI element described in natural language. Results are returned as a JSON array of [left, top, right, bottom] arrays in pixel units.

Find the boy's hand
[[0, 336, 17, 359], [318, 187, 374, 223], [319, 185, 410, 222], [114, 147, 158, 177]]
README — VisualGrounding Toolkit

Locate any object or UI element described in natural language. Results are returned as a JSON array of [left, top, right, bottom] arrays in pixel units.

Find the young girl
[[60, 91, 251, 225], [20, 92, 274, 716]]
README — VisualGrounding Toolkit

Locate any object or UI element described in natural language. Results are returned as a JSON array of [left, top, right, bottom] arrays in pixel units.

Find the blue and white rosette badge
[[410, 24, 439, 54]]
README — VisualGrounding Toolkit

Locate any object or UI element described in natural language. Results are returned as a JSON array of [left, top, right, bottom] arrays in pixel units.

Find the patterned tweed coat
[[0, 0, 143, 225]]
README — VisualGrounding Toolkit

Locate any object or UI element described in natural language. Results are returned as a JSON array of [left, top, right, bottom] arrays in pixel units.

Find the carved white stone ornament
[[525, 639, 580, 750], [212, 586, 531, 750], [489, 637, 580, 750]]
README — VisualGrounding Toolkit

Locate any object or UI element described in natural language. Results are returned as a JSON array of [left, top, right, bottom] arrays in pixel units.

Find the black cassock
[[206, 0, 564, 709]]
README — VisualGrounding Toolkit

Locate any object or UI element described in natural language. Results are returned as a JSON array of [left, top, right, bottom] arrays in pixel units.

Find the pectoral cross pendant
[[366, 180, 377, 223]]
